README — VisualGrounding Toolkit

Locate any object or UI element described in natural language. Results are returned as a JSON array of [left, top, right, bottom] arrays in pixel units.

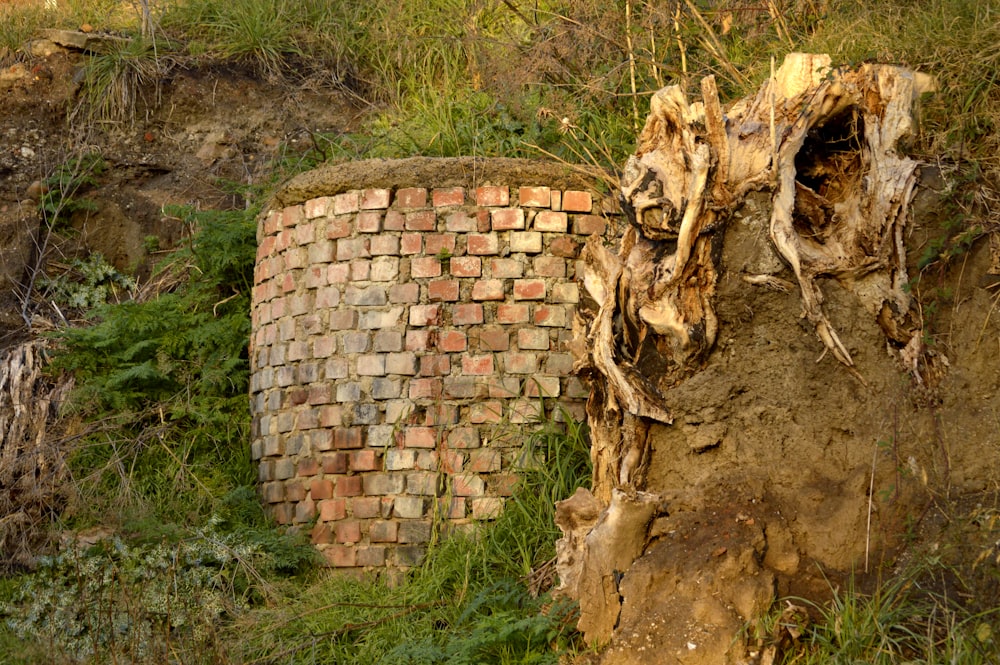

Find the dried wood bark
[[0, 340, 73, 570], [560, 53, 934, 644]]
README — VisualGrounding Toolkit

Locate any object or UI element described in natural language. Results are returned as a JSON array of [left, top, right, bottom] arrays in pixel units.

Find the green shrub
[[49, 204, 256, 522], [0, 514, 314, 665]]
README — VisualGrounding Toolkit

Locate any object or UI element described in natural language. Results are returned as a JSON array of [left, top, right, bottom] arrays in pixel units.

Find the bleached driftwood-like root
[[560, 55, 933, 644], [573, 53, 930, 502], [556, 487, 659, 645]]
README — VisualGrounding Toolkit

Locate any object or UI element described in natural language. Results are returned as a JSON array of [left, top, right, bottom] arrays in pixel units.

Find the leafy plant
[[48, 203, 256, 522], [40, 152, 106, 227], [41, 252, 137, 310], [0, 513, 314, 665]]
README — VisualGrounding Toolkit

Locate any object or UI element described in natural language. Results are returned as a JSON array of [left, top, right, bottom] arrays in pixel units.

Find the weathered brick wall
[[251, 167, 610, 570]]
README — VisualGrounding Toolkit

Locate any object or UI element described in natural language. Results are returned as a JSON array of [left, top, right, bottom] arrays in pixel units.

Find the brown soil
[[0, 34, 361, 342]]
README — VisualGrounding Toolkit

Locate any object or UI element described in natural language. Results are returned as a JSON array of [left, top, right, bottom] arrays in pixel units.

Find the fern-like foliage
[[48, 204, 258, 522]]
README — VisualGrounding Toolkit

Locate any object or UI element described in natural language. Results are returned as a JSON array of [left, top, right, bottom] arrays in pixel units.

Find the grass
[[759, 568, 1000, 664]]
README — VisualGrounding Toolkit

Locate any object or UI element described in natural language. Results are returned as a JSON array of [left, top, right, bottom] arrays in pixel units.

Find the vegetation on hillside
[[0, 0, 998, 662]]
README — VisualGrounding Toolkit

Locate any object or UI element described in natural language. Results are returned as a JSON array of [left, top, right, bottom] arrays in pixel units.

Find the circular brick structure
[[251, 158, 613, 569]]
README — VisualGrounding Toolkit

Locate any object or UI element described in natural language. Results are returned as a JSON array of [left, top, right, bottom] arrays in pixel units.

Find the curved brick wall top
[[251, 160, 613, 570]]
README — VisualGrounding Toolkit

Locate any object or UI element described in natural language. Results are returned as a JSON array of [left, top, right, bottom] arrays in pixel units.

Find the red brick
[[323, 545, 356, 568], [408, 257, 441, 280], [273, 503, 293, 524], [405, 330, 432, 351], [428, 279, 460, 302], [368, 235, 399, 257], [424, 233, 457, 256], [471, 279, 505, 301], [327, 263, 350, 284], [335, 475, 363, 497], [476, 327, 509, 351], [488, 377, 520, 398], [438, 330, 468, 352], [282, 205, 304, 227], [534, 305, 568, 327], [327, 218, 352, 239], [448, 427, 481, 448], [298, 458, 320, 476], [350, 259, 371, 281], [445, 211, 478, 232], [310, 478, 334, 500], [334, 427, 364, 449], [438, 451, 464, 474], [419, 354, 451, 376], [439, 497, 466, 519], [328, 309, 358, 330], [405, 427, 438, 448], [401, 233, 422, 255], [286, 481, 307, 503], [487, 258, 521, 279], [476, 186, 509, 206], [513, 279, 546, 300], [409, 304, 441, 326], [352, 496, 381, 519], [519, 186, 551, 207], [357, 546, 387, 567], [361, 188, 391, 209], [384, 209, 406, 230], [350, 449, 379, 471], [549, 236, 580, 258], [491, 208, 525, 230], [533, 256, 565, 277], [422, 404, 459, 426], [263, 211, 281, 235], [396, 187, 428, 208], [453, 474, 486, 497], [333, 191, 360, 215], [322, 453, 348, 474], [467, 448, 501, 472], [573, 214, 606, 235], [452, 304, 484, 325], [525, 376, 561, 397], [462, 355, 494, 375], [490, 474, 520, 496], [319, 498, 347, 521], [517, 327, 550, 350], [311, 522, 333, 545], [450, 256, 482, 277], [505, 351, 539, 374], [443, 377, 482, 399], [533, 210, 568, 232], [387, 351, 419, 375], [406, 210, 436, 231], [470, 401, 503, 423], [432, 187, 465, 207], [389, 282, 420, 303], [357, 210, 382, 233], [409, 378, 442, 400], [496, 303, 530, 324], [467, 233, 499, 255], [477, 209, 492, 232], [335, 520, 362, 544], [370, 520, 399, 543], [563, 190, 593, 212]]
